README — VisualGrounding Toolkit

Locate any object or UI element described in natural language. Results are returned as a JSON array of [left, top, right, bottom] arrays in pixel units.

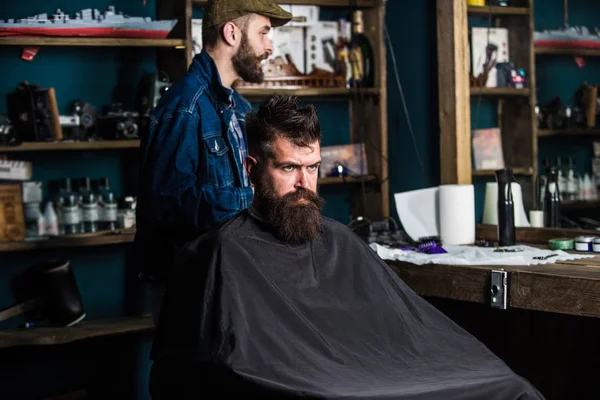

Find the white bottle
[[578, 176, 585, 200], [44, 201, 59, 236], [584, 173, 593, 201]]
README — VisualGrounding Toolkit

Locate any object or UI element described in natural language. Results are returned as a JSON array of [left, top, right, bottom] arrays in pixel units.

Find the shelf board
[[0, 316, 154, 350], [560, 199, 600, 210], [470, 87, 530, 96], [236, 87, 379, 98], [318, 174, 377, 185], [193, 0, 381, 7], [467, 6, 529, 15], [472, 167, 534, 177], [0, 229, 135, 253], [538, 128, 600, 137], [0, 37, 186, 48], [535, 47, 600, 57], [0, 140, 140, 152]]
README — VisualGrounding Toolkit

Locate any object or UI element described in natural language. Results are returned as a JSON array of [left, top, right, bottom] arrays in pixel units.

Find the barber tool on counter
[[544, 165, 561, 228], [529, 171, 544, 228], [495, 167, 516, 246]]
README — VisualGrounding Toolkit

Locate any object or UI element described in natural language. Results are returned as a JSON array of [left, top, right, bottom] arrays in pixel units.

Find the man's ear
[[244, 155, 258, 182], [221, 21, 239, 47]]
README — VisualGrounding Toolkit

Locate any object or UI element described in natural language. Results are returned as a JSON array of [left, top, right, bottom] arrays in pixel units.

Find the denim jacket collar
[[190, 50, 251, 114]]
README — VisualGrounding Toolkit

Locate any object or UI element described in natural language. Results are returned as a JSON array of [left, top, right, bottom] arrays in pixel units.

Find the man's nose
[[294, 169, 309, 189], [265, 37, 274, 56]]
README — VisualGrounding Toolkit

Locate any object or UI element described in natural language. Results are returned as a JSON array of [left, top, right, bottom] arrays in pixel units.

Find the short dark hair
[[202, 14, 254, 51], [246, 94, 322, 161]]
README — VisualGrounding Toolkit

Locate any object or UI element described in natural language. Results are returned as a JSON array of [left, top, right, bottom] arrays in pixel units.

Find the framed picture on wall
[[472, 127, 505, 170]]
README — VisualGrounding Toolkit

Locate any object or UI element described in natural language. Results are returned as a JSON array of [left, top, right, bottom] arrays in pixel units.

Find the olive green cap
[[204, 0, 293, 28]]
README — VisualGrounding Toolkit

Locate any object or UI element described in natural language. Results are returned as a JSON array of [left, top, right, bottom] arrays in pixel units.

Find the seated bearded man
[[148, 94, 545, 400]]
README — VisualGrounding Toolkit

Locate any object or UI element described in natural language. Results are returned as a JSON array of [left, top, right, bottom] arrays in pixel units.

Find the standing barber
[[134, 0, 293, 322]]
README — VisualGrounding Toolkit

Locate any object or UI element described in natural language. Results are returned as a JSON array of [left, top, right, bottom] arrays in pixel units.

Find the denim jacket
[[134, 50, 254, 281]]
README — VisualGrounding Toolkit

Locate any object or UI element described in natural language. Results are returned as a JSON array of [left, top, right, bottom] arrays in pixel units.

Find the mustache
[[281, 188, 321, 204]]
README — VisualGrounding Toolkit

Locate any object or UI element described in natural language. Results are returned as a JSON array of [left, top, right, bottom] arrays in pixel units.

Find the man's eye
[[308, 165, 318, 171], [282, 166, 293, 172]]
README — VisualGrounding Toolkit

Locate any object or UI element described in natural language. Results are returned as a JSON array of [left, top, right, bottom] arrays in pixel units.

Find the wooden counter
[[387, 224, 600, 319]]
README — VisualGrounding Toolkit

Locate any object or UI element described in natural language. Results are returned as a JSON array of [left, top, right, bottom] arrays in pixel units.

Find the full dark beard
[[255, 182, 325, 245], [232, 34, 266, 84]]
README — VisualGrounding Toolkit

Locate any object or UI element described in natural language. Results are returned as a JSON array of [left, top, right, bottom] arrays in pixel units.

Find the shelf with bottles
[[538, 156, 600, 214], [0, 37, 186, 48], [0, 140, 140, 153], [0, 229, 135, 254], [0, 315, 153, 350], [17, 177, 137, 251]]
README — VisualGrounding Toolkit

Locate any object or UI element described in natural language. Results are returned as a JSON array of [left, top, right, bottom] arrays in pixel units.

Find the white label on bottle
[[62, 206, 80, 225], [82, 204, 99, 222], [103, 204, 118, 221]]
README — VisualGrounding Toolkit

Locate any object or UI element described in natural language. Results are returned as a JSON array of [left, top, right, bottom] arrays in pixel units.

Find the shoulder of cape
[[320, 216, 365, 243]]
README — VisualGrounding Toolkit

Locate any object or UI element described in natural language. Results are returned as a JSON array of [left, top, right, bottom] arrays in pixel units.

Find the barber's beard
[[254, 179, 325, 245], [232, 34, 267, 84]]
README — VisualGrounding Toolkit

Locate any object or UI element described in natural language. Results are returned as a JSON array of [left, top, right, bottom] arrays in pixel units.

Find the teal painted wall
[[385, 0, 441, 223]]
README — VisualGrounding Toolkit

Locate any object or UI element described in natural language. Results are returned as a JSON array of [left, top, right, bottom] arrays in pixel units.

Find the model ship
[[535, 25, 600, 50], [0, 6, 178, 39]]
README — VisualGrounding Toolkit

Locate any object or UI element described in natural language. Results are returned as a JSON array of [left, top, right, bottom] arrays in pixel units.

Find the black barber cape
[[150, 207, 544, 400]]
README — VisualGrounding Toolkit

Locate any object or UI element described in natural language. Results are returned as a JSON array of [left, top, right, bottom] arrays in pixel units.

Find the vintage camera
[[98, 104, 142, 140], [7, 82, 61, 142], [136, 71, 171, 117], [59, 100, 98, 140], [0, 115, 19, 146]]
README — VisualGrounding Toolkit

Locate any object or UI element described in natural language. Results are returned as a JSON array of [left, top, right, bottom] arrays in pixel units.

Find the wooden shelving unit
[[467, 6, 530, 16], [472, 167, 534, 177], [535, 47, 600, 57], [437, 0, 537, 209], [538, 128, 600, 137], [0, 316, 154, 350], [0, 37, 186, 48], [236, 87, 380, 99], [470, 87, 531, 96], [0, 140, 140, 152], [0, 229, 136, 253], [193, 0, 379, 6]]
